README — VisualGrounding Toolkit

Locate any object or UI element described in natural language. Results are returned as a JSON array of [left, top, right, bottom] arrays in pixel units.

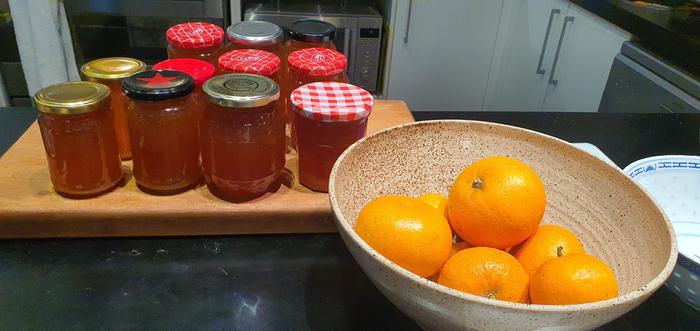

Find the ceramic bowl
[[329, 120, 677, 331], [623, 155, 700, 310]]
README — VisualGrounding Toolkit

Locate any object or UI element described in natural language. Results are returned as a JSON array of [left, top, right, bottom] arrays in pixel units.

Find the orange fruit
[[355, 195, 452, 277], [511, 224, 586, 277], [447, 156, 546, 249], [438, 247, 530, 303], [418, 193, 448, 219], [530, 254, 619, 305]]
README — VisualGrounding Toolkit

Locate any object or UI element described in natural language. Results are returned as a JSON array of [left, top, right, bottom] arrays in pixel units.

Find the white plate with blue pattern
[[624, 155, 700, 310]]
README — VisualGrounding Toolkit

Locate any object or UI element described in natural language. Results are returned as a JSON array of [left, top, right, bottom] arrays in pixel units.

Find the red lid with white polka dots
[[166, 22, 224, 49], [291, 82, 373, 122], [218, 49, 281, 77], [288, 48, 347, 77]]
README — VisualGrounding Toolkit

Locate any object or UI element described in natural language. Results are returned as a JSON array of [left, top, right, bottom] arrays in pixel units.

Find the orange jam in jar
[[290, 82, 373, 192], [152, 58, 215, 122], [81, 57, 147, 160], [166, 22, 226, 67], [34, 82, 123, 198], [122, 70, 200, 195], [286, 19, 337, 53], [200, 74, 284, 202]]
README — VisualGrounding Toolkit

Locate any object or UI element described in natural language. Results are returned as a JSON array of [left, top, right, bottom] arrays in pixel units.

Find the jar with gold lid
[[81, 57, 147, 160], [200, 74, 284, 202], [35, 81, 123, 198]]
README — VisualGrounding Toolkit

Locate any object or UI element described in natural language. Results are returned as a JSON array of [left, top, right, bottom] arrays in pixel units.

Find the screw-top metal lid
[[34, 81, 110, 115], [218, 49, 281, 77], [289, 19, 336, 43], [227, 21, 283, 46], [166, 22, 225, 49], [81, 57, 147, 80], [122, 70, 194, 101], [202, 73, 279, 108]]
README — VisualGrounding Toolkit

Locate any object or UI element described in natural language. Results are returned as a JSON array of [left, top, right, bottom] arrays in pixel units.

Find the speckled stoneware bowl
[[329, 120, 677, 331]]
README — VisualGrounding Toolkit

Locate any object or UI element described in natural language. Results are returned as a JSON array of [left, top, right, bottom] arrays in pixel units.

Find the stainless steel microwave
[[244, 4, 383, 93]]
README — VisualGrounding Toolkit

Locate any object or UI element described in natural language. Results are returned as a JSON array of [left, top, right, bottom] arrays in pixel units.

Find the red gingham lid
[[152, 58, 215, 85], [218, 49, 281, 77], [291, 82, 373, 122], [288, 48, 347, 77], [166, 22, 224, 49]]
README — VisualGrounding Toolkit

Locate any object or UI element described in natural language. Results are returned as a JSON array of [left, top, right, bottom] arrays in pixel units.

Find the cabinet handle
[[549, 16, 574, 86], [536, 9, 561, 75], [404, 0, 413, 44]]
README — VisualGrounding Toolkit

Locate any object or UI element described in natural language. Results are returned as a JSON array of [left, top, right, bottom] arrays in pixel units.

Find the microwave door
[[334, 27, 355, 82]]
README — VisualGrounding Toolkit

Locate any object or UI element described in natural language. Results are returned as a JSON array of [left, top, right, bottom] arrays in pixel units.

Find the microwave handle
[[343, 28, 352, 59]]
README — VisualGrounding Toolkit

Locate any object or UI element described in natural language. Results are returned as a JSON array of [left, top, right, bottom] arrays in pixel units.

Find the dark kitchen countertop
[[1, 107, 700, 330], [571, 0, 700, 77]]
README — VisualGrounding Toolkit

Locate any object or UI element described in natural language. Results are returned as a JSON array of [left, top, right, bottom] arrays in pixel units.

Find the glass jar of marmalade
[[286, 20, 337, 53], [152, 58, 215, 121], [201, 74, 284, 202], [122, 70, 201, 195], [166, 22, 226, 66], [34, 82, 123, 198], [81, 57, 146, 160], [290, 82, 373, 192]]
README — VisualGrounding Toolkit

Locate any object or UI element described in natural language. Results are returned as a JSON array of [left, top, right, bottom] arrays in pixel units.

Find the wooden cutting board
[[0, 100, 414, 238]]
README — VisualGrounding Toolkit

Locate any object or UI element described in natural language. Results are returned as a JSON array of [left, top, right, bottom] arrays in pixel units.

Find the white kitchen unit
[[541, 3, 630, 112], [484, 0, 630, 112], [384, 0, 503, 111], [483, 0, 570, 112]]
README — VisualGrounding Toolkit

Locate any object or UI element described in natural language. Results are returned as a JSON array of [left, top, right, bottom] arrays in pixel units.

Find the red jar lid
[[166, 22, 224, 49], [152, 58, 215, 86], [288, 48, 347, 77], [218, 49, 281, 77], [291, 82, 373, 122]]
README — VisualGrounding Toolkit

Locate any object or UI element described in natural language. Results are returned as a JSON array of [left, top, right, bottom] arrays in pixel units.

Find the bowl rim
[[329, 119, 679, 312]]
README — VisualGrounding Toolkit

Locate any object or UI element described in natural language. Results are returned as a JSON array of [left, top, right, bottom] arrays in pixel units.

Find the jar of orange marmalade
[[122, 70, 201, 195], [34, 82, 123, 198], [201, 74, 284, 202], [152, 58, 215, 121], [286, 20, 337, 53], [166, 22, 226, 66], [81, 57, 146, 160], [290, 82, 373, 192]]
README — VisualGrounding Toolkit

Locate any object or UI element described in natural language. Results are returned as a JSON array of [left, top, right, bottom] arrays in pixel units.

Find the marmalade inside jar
[[38, 101, 123, 197], [294, 112, 367, 192], [200, 100, 285, 201], [126, 95, 201, 194]]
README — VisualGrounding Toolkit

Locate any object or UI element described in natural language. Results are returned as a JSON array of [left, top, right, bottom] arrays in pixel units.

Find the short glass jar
[[166, 22, 226, 66], [290, 82, 373, 192], [200, 74, 284, 202], [34, 81, 123, 198], [122, 70, 201, 195], [81, 57, 146, 160]]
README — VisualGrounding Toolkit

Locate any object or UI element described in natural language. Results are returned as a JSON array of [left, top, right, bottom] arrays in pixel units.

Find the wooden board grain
[[0, 100, 414, 238]]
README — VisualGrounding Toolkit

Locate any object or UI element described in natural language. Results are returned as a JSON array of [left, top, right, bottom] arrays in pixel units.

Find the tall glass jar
[[286, 19, 337, 53], [34, 82, 123, 198], [81, 57, 146, 160], [122, 70, 201, 195], [290, 82, 373, 192], [200, 74, 284, 202], [152, 58, 215, 122], [166, 22, 226, 66]]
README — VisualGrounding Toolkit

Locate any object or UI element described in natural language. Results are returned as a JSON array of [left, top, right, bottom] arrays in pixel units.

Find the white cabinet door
[[386, 0, 503, 111], [542, 3, 630, 112], [484, 0, 569, 112]]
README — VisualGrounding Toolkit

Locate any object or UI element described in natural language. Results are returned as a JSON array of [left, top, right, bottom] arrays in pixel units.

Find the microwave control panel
[[354, 17, 382, 93]]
